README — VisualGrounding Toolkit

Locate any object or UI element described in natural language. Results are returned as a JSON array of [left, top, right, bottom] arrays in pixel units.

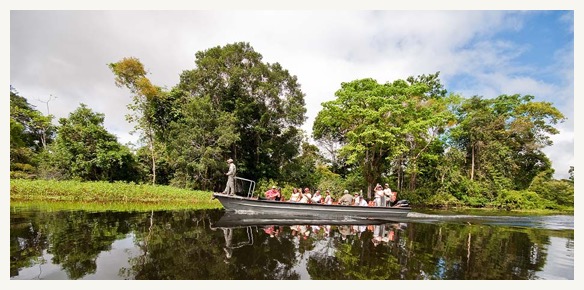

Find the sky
[[6, 3, 576, 182]]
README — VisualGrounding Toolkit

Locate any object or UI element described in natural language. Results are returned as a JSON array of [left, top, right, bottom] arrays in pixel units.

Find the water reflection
[[10, 207, 574, 280]]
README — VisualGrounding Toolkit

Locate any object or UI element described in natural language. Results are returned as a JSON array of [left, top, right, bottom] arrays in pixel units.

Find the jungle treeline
[[10, 42, 574, 210]]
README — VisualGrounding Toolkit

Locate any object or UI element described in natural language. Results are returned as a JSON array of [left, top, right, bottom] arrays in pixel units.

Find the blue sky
[[7, 9, 575, 179]]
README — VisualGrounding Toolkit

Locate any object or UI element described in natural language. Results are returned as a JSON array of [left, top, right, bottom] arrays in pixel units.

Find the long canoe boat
[[212, 177, 411, 219], [213, 192, 411, 218]]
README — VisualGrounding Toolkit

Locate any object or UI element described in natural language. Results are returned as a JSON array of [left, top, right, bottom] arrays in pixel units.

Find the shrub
[[425, 191, 464, 208], [493, 189, 548, 210]]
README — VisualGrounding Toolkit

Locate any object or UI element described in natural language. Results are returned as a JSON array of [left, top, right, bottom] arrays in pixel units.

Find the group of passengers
[[288, 187, 325, 204], [264, 183, 398, 207], [374, 183, 398, 207]]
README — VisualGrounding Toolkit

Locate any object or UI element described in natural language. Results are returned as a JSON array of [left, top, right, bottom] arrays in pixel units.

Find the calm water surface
[[10, 206, 574, 280]]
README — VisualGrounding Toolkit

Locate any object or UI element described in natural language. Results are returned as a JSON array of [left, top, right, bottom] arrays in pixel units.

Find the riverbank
[[10, 179, 222, 210]]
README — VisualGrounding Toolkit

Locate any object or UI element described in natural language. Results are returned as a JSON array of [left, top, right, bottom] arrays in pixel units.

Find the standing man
[[222, 158, 236, 195], [373, 184, 383, 206], [383, 183, 393, 207]]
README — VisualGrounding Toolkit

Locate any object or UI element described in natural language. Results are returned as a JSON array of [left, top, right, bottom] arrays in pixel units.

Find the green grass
[[10, 179, 223, 210]]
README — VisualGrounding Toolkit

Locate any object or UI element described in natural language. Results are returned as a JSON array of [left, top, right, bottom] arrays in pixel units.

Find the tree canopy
[[178, 42, 307, 182]]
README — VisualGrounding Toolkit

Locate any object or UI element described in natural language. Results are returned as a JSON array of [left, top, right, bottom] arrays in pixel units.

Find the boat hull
[[212, 193, 411, 219]]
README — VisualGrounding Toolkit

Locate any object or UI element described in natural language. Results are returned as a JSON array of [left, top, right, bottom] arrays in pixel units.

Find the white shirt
[[383, 187, 392, 198], [226, 163, 236, 176], [311, 194, 322, 203], [324, 195, 333, 204]]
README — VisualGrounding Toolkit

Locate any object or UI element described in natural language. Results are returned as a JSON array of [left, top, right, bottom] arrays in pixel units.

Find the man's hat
[[227, 158, 233, 163]]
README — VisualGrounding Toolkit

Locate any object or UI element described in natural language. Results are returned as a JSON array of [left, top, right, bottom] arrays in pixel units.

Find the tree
[[177, 42, 307, 182], [450, 94, 565, 192], [280, 141, 322, 188], [10, 87, 55, 174], [47, 104, 138, 181], [109, 57, 162, 184], [313, 73, 453, 197], [165, 92, 239, 190]]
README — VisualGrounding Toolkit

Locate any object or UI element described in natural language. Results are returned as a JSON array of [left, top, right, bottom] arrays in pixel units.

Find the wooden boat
[[213, 177, 411, 219]]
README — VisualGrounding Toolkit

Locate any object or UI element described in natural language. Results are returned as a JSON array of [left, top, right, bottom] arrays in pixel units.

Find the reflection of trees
[[121, 211, 301, 279], [10, 209, 136, 279], [239, 226, 299, 279], [401, 223, 554, 279], [10, 210, 48, 277], [46, 211, 133, 279], [307, 225, 401, 280], [10, 207, 574, 280], [305, 223, 565, 280], [121, 210, 228, 279]]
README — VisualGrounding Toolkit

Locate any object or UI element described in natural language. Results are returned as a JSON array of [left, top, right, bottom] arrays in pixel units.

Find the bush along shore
[[10, 179, 222, 210]]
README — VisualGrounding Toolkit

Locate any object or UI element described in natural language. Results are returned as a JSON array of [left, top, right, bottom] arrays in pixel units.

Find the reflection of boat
[[212, 211, 396, 228], [213, 178, 411, 219]]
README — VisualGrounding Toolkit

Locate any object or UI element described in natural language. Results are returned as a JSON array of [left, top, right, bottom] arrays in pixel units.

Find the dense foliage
[[10, 87, 55, 177], [9, 42, 573, 210]]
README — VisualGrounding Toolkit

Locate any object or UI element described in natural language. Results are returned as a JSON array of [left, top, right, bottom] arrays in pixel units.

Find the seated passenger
[[299, 187, 312, 203], [323, 190, 333, 205], [264, 186, 281, 201], [338, 190, 354, 206], [353, 192, 361, 205], [358, 195, 368, 206], [289, 188, 301, 202], [311, 190, 323, 203]]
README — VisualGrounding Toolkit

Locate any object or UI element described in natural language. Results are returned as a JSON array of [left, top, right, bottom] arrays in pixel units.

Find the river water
[[9, 206, 574, 280]]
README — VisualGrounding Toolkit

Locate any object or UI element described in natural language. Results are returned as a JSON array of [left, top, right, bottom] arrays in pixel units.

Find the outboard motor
[[394, 200, 410, 207]]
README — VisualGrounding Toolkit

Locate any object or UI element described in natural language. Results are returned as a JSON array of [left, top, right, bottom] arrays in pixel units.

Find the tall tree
[[108, 58, 162, 184], [313, 73, 453, 197], [450, 94, 565, 191], [165, 91, 239, 190], [397, 74, 453, 191], [10, 87, 55, 171], [177, 42, 307, 181]]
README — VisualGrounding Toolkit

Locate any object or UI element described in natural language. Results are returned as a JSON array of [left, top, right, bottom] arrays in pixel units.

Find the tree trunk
[[470, 143, 475, 181], [409, 170, 417, 191], [148, 126, 156, 185], [396, 155, 404, 191]]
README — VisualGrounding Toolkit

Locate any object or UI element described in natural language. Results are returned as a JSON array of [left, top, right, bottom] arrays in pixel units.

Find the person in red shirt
[[264, 186, 281, 201]]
